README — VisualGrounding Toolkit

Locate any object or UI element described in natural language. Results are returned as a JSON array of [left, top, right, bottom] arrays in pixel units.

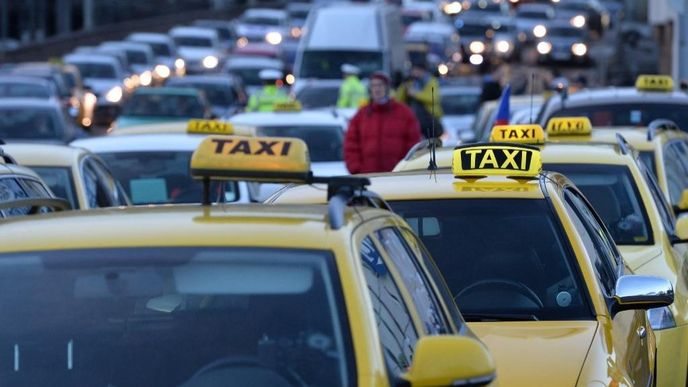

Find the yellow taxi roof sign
[[490, 124, 545, 144], [190, 135, 311, 182], [635, 75, 673, 92], [546, 116, 592, 136], [273, 100, 302, 112], [452, 143, 542, 178], [187, 119, 234, 135]]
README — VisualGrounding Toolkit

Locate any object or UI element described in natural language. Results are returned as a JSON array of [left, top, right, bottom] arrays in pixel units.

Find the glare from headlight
[[237, 37, 248, 48], [154, 64, 171, 78], [265, 31, 283, 45], [438, 64, 449, 75], [537, 41, 552, 54], [647, 307, 676, 330], [285, 73, 295, 85], [571, 43, 587, 56], [202, 55, 219, 69], [84, 92, 97, 106], [496, 40, 511, 53], [174, 58, 185, 70], [571, 15, 586, 28], [533, 24, 547, 38], [290, 27, 301, 38], [443, 1, 462, 15], [469, 41, 485, 54], [105, 86, 123, 103], [469, 54, 483, 65], [140, 71, 153, 86]]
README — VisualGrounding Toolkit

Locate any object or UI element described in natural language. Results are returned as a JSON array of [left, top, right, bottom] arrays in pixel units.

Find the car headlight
[[265, 31, 283, 45], [154, 64, 171, 78], [469, 54, 483, 65], [105, 86, 123, 103], [496, 40, 511, 53], [469, 41, 485, 54], [236, 37, 249, 48], [571, 43, 587, 56], [174, 58, 185, 70], [536, 41, 552, 54], [647, 306, 676, 330], [202, 55, 219, 69], [139, 70, 153, 86], [437, 63, 449, 75], [443, 1, 462, 15], [533, 24, 547, 38], [570, 15, 586, 28]]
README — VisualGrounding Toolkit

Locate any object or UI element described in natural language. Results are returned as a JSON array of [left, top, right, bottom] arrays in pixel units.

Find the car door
[[563, 187, 654, 386]]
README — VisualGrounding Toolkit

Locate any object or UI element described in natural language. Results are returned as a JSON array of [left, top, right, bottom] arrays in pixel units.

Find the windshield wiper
[[462, 313, 539, 322]]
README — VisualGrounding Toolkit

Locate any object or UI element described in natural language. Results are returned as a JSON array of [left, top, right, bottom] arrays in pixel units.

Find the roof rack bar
[[0, 198, 71, 214], [616, 133, 631, 155], [647, 119, 680, 141]]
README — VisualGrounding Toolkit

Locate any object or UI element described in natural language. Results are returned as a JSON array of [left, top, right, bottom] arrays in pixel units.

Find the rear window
[[300, 51, 383, 79], [122, 93, 205, 118], [29, 167, 78, 209], [173, 36, 212, 48], [0, 247, 354, 387], [0, 107, 61, 140], [0, 82, 52, 99], [296, 86, 340, 109], [70, 63, 116, 79], [257, 126, 343, 162], [547, 103, 688, 130]]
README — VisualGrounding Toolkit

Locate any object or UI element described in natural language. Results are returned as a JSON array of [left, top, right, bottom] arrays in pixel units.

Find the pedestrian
[[246, 69, 291, 112], [337, 64, 368, 108], [396, 60, 443, 138], [344, 71, 421, 174]]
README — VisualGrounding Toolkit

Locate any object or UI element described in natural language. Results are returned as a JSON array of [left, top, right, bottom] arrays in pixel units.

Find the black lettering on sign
[[280, 141, 292, 156], [461, 148, 531, 171], [255, 141, 279, 155], [211, 139, 234, 153], [230, 140, 252, 155], [499, 128, 536, 139]]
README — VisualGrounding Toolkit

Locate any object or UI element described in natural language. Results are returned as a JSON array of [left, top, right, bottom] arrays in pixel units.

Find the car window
[[637, 157, 677, 235], [376, 228, 447, 335], [256, 126, 343, 162], [88, 157, 129, 206], [664, 141, 688, 206], [562, 190, 618, 297], [0, 177, 30, 217], [82, 159, 116, 208], [359, 236, 417, 374]]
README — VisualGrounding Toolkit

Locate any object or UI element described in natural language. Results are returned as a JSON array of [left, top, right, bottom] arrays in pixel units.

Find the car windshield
[[639, 151, 657, 178], [546, 164, 653, 245], [98, 151, 238, 205], [296, 86, 340, 109], [228, 68, 270, 86], [402, 14, 425, 26], [29, 167, 78, 209], [256, 126, 343, 162], [170, 82, 235, 106], [548, 103, 688, 129], [123, 50, 148, 65], [242, 16, 281, 26], [147, 42, 172, 56], [0, 107, 61, 140], [70, 63, 116, 79], [441, 92, 481, 115], [390, 199, 593, 321], [456, 23, 489, 36], [0, 82, 52, 98], [300, 51, 383, 79], [518, 11, 549, 19], [0, 247, 353, 387], [548, 27, 585, 38], [173, 36, 213, 48], [122, 93, 206, 118]]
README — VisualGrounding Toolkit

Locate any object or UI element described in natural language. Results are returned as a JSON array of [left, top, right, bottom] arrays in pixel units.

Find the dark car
[[165, 75, 247, 117], [0, 99, 83, 144]]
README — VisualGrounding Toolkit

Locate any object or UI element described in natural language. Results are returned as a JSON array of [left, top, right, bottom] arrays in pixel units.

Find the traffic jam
[[1, 0, 687, 385]]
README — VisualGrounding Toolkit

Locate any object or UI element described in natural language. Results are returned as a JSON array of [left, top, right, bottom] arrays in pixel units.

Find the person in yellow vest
[[246, 69, 291, 112], [337, 64, 368, 108], [396, 60, 443, 138]]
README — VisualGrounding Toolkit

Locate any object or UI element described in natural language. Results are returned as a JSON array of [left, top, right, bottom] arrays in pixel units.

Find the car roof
[[230, 111, 345, 127], [166, 74, 236, 85], [71, 134, 206, 152], [544, 87, 688, 109], [63, 53, 118, 65], [0, 98, 61, 109], [169, 26, 218, 37], [127, 32, 172, 42], [0, 204, 388, 253], [225, 56, 283, 68], [1, 143, 88, 167], [132, 87, 200, 96], [100, 41, 153, 53], [0, 75, 53, 86], [242, 8, 288, 19], [406, 22, 454, 35]]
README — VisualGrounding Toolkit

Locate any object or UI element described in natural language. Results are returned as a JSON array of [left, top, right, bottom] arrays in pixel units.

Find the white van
[[293, 2, 407, 85]]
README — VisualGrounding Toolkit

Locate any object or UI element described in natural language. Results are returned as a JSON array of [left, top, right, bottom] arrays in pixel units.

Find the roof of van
[[304, 3, 392, 50]]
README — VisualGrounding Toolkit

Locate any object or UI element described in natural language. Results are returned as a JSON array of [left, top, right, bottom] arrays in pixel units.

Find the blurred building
[[649, 0, 688, 81]]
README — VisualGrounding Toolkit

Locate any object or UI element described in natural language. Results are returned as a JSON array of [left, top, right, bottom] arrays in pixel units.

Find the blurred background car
[[165, 74, 247, 118], [169, 26, 224, 74], [113, 87, 211, 129], [0, 99, 83, 144]]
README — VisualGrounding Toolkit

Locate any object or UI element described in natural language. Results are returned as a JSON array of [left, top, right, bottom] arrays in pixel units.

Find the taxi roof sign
[[187, 119, 234, 135], [635, 75, 673, 92], [546, 117, 592, 136], [273, 100, 302, 112], [452, 143, 542, 178], [190, 135, 310, 183], [490, 124, 545, 144]]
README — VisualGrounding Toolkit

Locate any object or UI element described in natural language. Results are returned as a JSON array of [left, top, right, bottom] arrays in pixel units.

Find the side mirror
[[611, 275, 673, 318], [673, 189, 688, 214], [402, 336, 495, 387], [673, 215, 688, 243]]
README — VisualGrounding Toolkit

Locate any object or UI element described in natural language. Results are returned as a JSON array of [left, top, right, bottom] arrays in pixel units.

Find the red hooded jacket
[[344, 99, 421, 174]]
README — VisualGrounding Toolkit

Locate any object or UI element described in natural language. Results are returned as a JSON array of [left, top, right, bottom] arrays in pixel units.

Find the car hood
[[83, 79, 121, 95], [178, 47, 218, 61], [469, 321, 597, 385], [618, 245, 663, 274]]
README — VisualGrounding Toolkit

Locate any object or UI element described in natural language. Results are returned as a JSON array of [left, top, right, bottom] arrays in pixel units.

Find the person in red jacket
[[344, 72, 421, 174]]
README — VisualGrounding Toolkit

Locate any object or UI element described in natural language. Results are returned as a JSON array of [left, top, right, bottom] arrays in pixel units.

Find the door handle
[[637, 326, 647, 339]]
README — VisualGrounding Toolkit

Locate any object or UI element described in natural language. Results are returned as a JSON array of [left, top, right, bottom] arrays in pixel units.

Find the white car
[[235, 9, 289, 45], [230, 109, 349, 200], [169, 26, 224, 74], [126, 32, 185, 78], [71, 134, 255, 205], [99, 41, 157, 86]]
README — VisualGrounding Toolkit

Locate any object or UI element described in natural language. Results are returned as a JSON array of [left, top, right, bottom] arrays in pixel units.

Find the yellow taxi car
[[272, 139, 674, 386], [1, 143, 129, 210], [0, 146, 70, 217], [0, 135, 496, 386], [395, 121, 688, 386]]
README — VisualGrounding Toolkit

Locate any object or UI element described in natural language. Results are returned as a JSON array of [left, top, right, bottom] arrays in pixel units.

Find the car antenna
[[530, 72, 535, 124], [428, 86, 438, 172]]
